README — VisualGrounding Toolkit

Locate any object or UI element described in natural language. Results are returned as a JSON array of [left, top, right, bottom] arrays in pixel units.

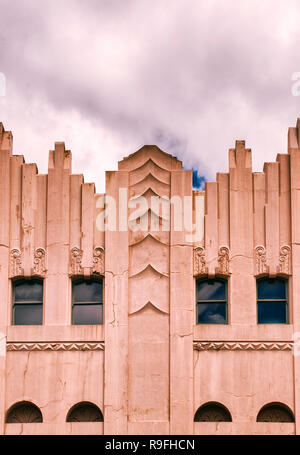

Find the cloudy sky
[[0, 0, 300, 192]]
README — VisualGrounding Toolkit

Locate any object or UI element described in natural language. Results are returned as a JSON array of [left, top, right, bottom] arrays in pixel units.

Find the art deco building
[[0, 119, 299, 435]]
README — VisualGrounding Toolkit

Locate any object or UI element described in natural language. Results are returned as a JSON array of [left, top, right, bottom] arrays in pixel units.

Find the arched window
[[257, 402, 294, 422], [6, 401, 43, 423], [194, 402, 232, 422], [66, 401, 103, 422], [72, 278, 103, 325], [12, 279, 43, 325], [196, 279, 227, 324], [257, 278, 288, 324]]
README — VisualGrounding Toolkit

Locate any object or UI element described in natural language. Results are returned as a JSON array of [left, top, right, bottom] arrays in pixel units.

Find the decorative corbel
[[215, 246, 230, 276], [254, 245, 268, 276], [193, 246, 208, 276], [92, 246, 105, 275], [32, 247, 47, 277], [70, 247, 83, 276], [277, 245, 291, 276], [10, 248, 23, 277]]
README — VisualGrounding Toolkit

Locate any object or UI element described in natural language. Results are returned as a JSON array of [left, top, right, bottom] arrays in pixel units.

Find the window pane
[[197, 281, 226, 301], [257, 279, 286, 300], [197, 303, 227, 324], [73, 281, 102, 303], [73, 304, 103, 325], [14, 304, 43, 325], [258, 302, 287, 323], [14, 281, 43, 302]]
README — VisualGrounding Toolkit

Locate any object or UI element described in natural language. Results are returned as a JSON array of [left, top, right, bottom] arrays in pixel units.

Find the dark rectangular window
[[257, 278, 288, 324], [72, 279, 103, 325], [13, 280, 43, 325], [196, 279, 228, 324]]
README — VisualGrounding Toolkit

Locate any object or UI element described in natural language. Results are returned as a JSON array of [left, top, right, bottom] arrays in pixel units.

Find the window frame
[[196, 277, 228, 325], [256, 277, 289, 325], [71, 277, 104, 326], [12, 278, 44, 326]]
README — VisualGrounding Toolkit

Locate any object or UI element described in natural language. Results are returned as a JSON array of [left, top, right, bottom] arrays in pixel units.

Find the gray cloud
[[0, 0, 300, 191]]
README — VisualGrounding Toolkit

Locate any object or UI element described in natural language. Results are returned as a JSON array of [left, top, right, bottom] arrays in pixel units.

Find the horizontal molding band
[[193, 341, 293, 351], [6, 341, 294, 352], [6, 342, 105, 351]]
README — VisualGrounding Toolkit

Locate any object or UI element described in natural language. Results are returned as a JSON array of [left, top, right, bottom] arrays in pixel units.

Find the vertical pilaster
[[253, 172, 265, 248], [94, 193, 105, 248], [277, 154, 291, 247], [217, 172, 229, 247], [169, 170, 194, 434], [10, 155, 23, 251], [0, 124, 12, 434], [264, 162, 280, 277], [289, 120, 300, 433], [35, 174, 47, 249], [81, 183, 95, 271], [21, 163, 37, 276], [45, 143, 71, 325], [104, 171, 129, 435], [204, 182, 218, 276], [229, 141, 255, 325], [69, 174, 83, 249]]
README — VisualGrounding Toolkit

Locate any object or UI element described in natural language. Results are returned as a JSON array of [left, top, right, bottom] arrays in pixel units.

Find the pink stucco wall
[[0, 119, 300, 434]]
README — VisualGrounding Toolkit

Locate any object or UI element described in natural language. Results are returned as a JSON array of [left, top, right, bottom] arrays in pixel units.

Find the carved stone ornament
[[277, 245, 291, 275], [193, 341, 293, 351], [193, 247, 207, 276], [7, 342, 105, 351], [216, 246, 230, 275], [32, 247, 46, 276], [254, 245, 268, 276], [70, 247, 83, 275], [10, 248, 23, 277], [92, 246, 105, 275]]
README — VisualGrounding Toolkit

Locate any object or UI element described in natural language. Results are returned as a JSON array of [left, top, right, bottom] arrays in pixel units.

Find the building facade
[[0, 120, 300, 435]]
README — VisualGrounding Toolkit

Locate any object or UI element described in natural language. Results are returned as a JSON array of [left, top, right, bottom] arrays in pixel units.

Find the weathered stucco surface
[[0, 119, 300, 434]]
